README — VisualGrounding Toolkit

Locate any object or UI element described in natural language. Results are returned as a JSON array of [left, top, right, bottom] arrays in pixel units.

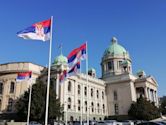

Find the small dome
[[137, 70, 146, 78], [53, 54, 68, 65], [103, 37, 127, 56], [88, 68, 96, 72], [121, 60, 129, 65]]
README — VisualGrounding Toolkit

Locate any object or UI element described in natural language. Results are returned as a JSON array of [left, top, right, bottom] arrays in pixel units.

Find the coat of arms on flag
[[17, 19, 51, 41]]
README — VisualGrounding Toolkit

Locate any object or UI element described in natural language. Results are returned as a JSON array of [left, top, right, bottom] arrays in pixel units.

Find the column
[[148, 88, 152, 101], [151, 90, 154, 102], [56, 74, 59, 99], [155, 91, 159, 105], [144, 87, 148, 98], [153, 90, 156, 102]]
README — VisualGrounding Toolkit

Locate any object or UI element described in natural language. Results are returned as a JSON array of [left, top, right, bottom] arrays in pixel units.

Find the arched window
[[91, 88, 93, 97], [78, 100, 81, 111], [10, 82, 15, 93], [102, 91, 104, 99], [91, 102, 94, 113], [68, 97, 71, 109], [78, 85, 81, 95], [96, 90, 99, 98], [0, 82, 3, 94], [68, 81, 71, 92], [7, 98, 13, 112], [97, 103, 100, 113], [84, 87, 87, 96], [103, 104, 105, 114], [114, 90, 118, 101], [85, 101, 87, 112], [70, 116, 74, 122], [107, 61, 113, 70]]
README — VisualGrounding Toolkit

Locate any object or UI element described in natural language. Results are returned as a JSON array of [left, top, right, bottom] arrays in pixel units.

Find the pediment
[[147, 76, 158, 86]]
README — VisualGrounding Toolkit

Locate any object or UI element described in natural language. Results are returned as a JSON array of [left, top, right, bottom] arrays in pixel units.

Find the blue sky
[[0, 0, 166, 96]]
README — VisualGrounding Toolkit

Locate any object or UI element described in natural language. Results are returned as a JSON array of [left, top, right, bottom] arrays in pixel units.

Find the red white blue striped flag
[[16, 71, 32, 81], [17, 19, 51, 41]]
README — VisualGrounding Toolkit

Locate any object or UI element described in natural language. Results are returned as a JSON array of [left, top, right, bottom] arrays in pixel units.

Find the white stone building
[[0, 37, 159, 121], [102, 37, 158, 116]]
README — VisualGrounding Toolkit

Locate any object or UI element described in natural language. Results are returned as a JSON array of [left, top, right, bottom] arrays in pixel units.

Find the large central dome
[[103, 37, 128, 56], [53, 54, 68, 65]]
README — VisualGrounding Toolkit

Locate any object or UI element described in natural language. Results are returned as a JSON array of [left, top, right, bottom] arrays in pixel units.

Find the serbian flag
[[68, 62, 80, 75], [17, 19, 51, 41], [68, 43, 86, 65], [59, 70, 67, 83], [16, 71, 32, 81]]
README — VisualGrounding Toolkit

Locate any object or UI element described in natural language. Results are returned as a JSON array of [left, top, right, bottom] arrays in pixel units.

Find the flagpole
[[65, 81, 68, 125], [86, 41, 89, 125], [27, 78, 32, 125], [45, 16, 53, 125], [80, 61, 83, 125]]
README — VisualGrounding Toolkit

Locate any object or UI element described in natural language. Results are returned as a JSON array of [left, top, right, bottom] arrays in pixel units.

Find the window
[[7, 98, 13, 112], [0, 82, 3, 94], [117, 61, 122, 69], [114, 90, 118, 101], [0, 99, 1, 110], [68, 81, 71, 92], [102, 91, 104, 99], [108, 61, 113, 70], [129, 66, 131, 71], [97, 103, 100, 113], [78, 100, 81, 111], [91, 88, 93, 97], [85, 101, 87, 112], [97, 90, 99, 99], [68, 97, 71, 109], [114, 104, 119, 115], [84, 87, 87, 96], [103, 104, 105, 114], [10, 82, 15, 93], [91, 102, 94, 113], [78, 85, 81, 95]]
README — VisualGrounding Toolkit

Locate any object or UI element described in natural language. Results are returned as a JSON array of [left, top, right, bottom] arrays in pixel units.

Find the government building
[[0, 37, 159, 121]]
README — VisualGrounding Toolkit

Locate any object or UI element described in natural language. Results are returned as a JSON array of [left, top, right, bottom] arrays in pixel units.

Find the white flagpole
[[86, 41, 89, 125], [45, 16, 53, 125], [65, 83, 68, 125], [80, 61, 83, 125], [27, 78, 32, 125]]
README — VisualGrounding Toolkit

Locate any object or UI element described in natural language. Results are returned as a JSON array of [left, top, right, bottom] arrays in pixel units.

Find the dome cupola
[[53, 54, 68, 65], [101, 37, 132, 79], [103, 37, 128, 57]]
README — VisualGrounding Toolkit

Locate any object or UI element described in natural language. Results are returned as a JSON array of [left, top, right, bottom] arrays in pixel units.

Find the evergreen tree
[[15, 79, 63, 122], [128, 96, 160, 120], [160, 96, 166, 115]]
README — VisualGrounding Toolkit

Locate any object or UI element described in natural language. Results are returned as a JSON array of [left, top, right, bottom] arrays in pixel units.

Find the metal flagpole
[[27, 78, 32, 125], [80, 61, 83, 125], [45, 16, 53, 125], [86, 41, 89, 125], [65, 84, 68, 125]]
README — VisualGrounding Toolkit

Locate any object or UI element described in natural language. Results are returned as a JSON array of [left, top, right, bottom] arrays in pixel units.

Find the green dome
[[53, 54, 67, 65], [104, 37, 127, 56], [121, 60, 129, 65], [88, 68, 96, 72]]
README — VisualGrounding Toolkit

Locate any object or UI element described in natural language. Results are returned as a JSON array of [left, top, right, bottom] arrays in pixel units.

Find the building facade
[[0, 62, 44, 113], [102, 37, 158, 116], [0, 37, 159, 121]]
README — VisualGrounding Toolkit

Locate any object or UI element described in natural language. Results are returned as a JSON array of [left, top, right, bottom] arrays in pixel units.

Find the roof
[[0, 61, 45, 68], [53, 54, 68, 65], [103, 37, 128, 57]]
